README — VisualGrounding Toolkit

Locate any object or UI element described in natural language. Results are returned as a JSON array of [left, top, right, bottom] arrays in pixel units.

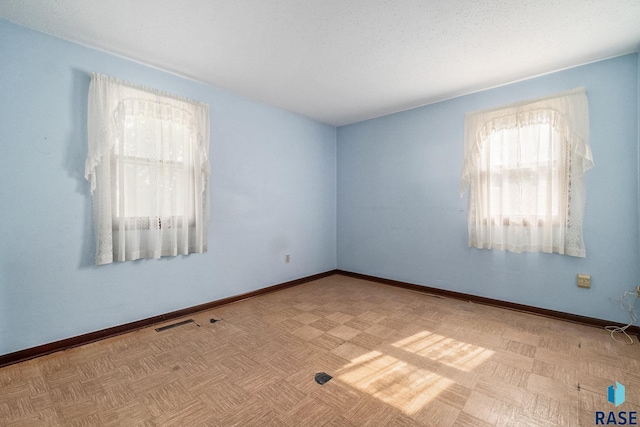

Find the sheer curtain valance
[[460, 87, 592, 257], [85, 73, 210, 265]]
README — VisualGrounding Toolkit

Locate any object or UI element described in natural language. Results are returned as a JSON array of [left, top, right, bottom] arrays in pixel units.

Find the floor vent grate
[[155, 319, 195, 332]]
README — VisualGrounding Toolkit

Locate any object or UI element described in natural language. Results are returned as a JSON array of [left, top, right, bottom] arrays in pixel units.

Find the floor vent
[[155, 319, 195, 332], [314, 372, 332, 385]]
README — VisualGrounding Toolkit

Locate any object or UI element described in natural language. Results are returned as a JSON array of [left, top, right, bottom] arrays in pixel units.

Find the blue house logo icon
[[596, 383, 636, 425], [608, 382, 625, 407]]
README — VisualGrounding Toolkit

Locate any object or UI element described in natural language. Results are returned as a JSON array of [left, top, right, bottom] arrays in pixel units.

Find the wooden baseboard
[[3, 268, 634, 368], [336, 270, 640, 335], [0, 269, 338, 368]]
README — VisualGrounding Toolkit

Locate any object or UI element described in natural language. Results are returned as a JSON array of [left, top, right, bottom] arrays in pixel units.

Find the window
[[85, 73, 210, 265], [460, 88, 592, 257]]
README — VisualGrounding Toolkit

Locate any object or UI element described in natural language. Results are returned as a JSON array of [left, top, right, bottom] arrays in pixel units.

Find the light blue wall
[[0, 20, 337, 356], [337, 54, 639, 324], [1, 18, 638, 357]]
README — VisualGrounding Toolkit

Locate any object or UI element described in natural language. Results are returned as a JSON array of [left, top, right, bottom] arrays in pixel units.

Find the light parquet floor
[[1, 275, 639, 426]]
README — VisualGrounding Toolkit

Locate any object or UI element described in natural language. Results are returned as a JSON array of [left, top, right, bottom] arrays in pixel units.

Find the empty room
[[1, 1, 639, 426]]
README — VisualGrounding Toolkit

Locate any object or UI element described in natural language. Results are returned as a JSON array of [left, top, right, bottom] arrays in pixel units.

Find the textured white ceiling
[[2, 0, 640, 126]]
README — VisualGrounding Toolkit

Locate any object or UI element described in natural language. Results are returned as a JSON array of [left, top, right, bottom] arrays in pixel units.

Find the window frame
[[85, 72, 210, 265], [460, 87, 592, 257], [476, 121, 568, 228]]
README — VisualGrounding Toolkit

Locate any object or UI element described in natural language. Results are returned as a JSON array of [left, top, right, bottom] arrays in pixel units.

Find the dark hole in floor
[[315, 372, 332, 385]]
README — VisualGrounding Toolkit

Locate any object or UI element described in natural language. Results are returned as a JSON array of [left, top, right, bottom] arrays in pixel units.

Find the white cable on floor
[[605, 290, 638, 345]]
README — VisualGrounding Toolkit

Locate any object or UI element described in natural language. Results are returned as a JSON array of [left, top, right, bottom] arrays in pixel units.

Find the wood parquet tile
[[1, 274, 639, 425]]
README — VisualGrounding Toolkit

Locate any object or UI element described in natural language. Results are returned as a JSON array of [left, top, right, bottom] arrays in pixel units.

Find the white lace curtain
[[85, 73, 210, 265], [460, 88, 592, 257]]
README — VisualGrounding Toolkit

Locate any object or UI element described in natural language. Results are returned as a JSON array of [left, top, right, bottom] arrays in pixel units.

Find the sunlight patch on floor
[[336, 331, 495, 415], [337, 350, 454, 415], [392, 330, 494, 371]]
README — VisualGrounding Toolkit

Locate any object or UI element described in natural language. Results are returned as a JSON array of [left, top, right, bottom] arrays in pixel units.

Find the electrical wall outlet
[[636, 286, 640, 298], [577, 274, 591, 289], [285, 254, 290, 263]]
